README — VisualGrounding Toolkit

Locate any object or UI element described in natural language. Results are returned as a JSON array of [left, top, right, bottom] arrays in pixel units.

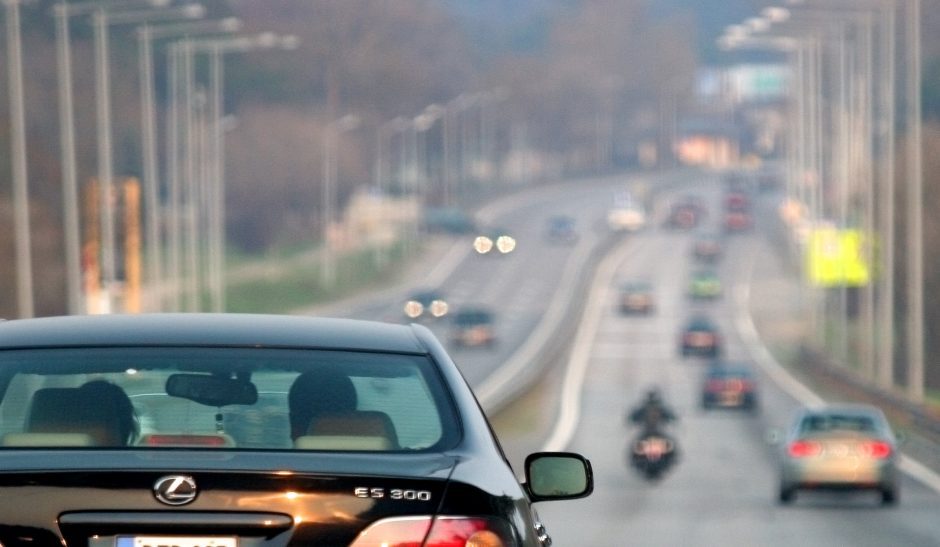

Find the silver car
[[778, 404, 900, 505]]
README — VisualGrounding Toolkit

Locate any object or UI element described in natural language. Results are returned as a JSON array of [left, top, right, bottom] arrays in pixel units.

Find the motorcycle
[[629, 429, 678, 480]]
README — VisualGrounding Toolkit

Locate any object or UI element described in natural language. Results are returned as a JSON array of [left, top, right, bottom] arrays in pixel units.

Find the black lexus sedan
[[0, 314, 592, 547]]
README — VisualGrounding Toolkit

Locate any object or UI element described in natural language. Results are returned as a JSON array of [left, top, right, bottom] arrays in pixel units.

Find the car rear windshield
[[0, 347, 459, 452], [799, 413, 880, 434]]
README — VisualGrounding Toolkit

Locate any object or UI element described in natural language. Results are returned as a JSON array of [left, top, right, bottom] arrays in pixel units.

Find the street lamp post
[[321, 114, 361, 287], [53, 0, 81, 315], [750, 1, 920, 398], [374, 116, 410, 267], [185, 32, 299, 310], [137, 15, 238, 312], [166, 33, 297, 309], [5, 0, 33, 318], [59, 0, 199, 313]]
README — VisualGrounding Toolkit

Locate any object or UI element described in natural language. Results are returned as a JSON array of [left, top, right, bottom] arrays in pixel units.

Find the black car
[[451, 307, 497, 348], [545, 215, 579, 244], [679, 314, 722, 358], [0, 314, 592, 546], [618, 280, 655, 315], [691, 233, 722, 263], [701, 363, 758, 411]]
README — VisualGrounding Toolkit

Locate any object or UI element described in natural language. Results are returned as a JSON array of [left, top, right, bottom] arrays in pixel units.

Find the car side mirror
[[523, 452, 593, 502], [765, 428, 783, 446], [894, 430, 907, 446]]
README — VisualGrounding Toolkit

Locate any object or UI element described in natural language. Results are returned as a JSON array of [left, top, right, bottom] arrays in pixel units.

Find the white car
[[607, 204, 647, 232]]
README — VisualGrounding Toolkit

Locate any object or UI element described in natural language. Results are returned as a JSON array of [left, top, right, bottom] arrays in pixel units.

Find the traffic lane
[[532, 209, 940, 546], [350, 175, 642, 386]]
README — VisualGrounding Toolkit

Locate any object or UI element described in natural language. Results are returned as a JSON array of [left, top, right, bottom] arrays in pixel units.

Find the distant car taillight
[[725, 379, 744, 392], [787, 440, 822, 458], [350, 516, 515, 547], [860, 440, 893, 459], [705, 379, 724, 392]]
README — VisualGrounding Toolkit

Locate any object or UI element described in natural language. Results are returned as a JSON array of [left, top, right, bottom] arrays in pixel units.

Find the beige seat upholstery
[[2, 432, 95, 447], [294, 410, 399, 451]]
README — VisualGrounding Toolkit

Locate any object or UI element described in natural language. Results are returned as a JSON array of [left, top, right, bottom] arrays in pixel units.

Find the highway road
[[520, 175, 940, 546], [312, 168, 940, 546]]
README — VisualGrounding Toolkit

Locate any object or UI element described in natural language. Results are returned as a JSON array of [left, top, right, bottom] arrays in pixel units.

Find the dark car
[[0, 314, 592, 545], [701, 363, 758, 411], [724, 190, 750, 212], [403, 289, 449, 321], [451, 307, 497, 348], [691, 233, 723, 263], [664, 195, 706, 230], [422, 206, 477, 234], [545, 215, 578, 244], [679, 314, 722, 358], [723, 209, 754, 233], [778, 404, 899, 506], [618, 280, 655, 315]]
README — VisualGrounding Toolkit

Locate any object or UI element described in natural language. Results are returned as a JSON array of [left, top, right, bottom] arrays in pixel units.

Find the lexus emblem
[[153, 475, 198, 506]]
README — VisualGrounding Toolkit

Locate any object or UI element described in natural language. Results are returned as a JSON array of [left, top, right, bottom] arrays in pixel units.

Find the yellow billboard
[[806, 227, 870, 287]]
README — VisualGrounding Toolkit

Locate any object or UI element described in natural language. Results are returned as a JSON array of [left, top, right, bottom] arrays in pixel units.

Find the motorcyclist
[[626, 388, 678, 476], [627, 388, 677, 432]]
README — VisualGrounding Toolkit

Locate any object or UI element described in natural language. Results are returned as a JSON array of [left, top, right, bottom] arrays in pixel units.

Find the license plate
[[118, 537, 237, 547]]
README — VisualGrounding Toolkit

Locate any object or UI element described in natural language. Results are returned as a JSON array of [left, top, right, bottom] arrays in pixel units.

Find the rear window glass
[[0, 348, 458, 452], [799, 413, 879, 434]]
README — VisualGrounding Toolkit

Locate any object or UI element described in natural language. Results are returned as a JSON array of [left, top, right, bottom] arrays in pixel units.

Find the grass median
[[222, 242, 412, 314]]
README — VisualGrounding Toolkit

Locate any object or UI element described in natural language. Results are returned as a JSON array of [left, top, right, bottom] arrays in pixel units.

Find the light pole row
[[40, 0, 298, 315], [719, 0, 924, 401]]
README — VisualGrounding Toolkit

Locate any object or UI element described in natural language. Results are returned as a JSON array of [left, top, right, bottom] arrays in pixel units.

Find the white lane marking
[[734, 255, 940, 495], [475, 234, 594, 408], [733, 282, 824, 408], [540, 236, 638, 452]]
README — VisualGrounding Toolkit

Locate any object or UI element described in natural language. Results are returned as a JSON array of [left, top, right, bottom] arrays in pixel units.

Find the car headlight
[[474, 236, 494, 254], [403, 301, 424, 318], [430, 299, 449, 317], [496, 235, 516, 253]]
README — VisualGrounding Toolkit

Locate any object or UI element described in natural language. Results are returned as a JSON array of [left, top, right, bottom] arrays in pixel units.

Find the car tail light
[[349, 516, 514, 547], [787, 440, 822, 458], [724, 379, 743, 392], [860, 440, 893, 459], [142, 434, 228, 447], [706, 379, 724, 392]]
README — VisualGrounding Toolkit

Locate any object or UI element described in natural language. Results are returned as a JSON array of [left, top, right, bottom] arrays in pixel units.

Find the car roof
[[686, 314, 716, 327], [454, 308, 493, 320], [0, 313, 429, 353]]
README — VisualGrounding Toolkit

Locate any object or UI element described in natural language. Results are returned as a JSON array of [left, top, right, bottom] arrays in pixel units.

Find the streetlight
[[54, 0, 170, 315], [321, 113, 361, 287], [53, 0, 198, 313], [413, 103, 444, 198], [100, 3, 203, 313], [753, 1, 924, 400], [5, 0, 33, 318], [374, 116, 411, 267], [183, 32, 299, 310], [163, 32, 298, 311], [137, 16, 242, 311]]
